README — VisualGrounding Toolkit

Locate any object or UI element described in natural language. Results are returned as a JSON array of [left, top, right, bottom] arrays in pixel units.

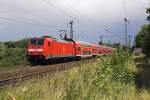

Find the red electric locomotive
[[27, 36, 76, 64]]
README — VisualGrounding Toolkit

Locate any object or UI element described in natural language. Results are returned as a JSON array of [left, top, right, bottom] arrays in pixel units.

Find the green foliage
[[0, 48, 29, 68], [0, 43, 5, 59], [4, 41, 16, 48], [135, 25, 149, 48], [111, 51, 135, 83], [0, 39, 29, 68], [0, 50, 140, 100], [4, 38, 29, 49], [135, 7, 150, 57], [16, 38, 29, 48], [146, 8, 150, 22], [95, 50, 135, 92], [135, 24, 150, 57]]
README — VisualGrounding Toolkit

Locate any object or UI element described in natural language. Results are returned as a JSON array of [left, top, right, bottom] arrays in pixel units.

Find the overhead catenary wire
[[43, 0, 98, 32], [1, 0, 61, 28], [0, 11, 60, 27], [50, 0, 95, 35], [53, 0, 87, 21], [1, 0, 93, 41], [1, 0, 48, 20], [2, 0, 99, 35], [100, 34, 124, 45], [0, 16, 59, 28]]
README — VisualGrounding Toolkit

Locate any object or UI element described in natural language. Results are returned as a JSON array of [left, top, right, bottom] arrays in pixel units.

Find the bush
[[0, 47, 29, 68], [95, 49, 135, 92], [0, 39, 29, 68], [16, 39, 29, 48], [0, 43, 5, 59]]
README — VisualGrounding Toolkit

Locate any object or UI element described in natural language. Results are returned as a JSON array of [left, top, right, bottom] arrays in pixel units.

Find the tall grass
[[0, 50, 150, 100]]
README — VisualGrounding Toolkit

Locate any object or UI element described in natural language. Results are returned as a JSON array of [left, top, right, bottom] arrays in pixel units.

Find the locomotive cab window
[[31, 38, 44, 45]]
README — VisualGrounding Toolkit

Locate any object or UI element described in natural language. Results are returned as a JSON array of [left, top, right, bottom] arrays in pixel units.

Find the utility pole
[[69, 20, 74, 39], [124, 18, 128, 47], [108, 40, 111, 46], [99, 36, 103, 45], [128, 35, 132, 48]]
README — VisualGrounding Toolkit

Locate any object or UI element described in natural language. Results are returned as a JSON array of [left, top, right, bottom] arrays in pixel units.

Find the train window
[[77, 47, 81, 51], [31, 38, 44, 45], [48, 42, 50, 46], [93, 49, 97, 51]]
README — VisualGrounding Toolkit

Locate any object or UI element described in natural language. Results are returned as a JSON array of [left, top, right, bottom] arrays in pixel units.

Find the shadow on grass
[[135, 57, 150, 89]]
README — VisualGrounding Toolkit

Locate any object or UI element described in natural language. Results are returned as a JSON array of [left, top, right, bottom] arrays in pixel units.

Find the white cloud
[[1, 0, 147, 23], [0, 25, 4, 29], [54, 0, 148, 22], [0, 0, 148, 42]]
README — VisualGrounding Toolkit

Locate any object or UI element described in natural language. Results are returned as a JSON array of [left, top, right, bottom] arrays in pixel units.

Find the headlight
[[28, 49, 43, 52], [37, 49, 43, 52], [28, 49, 34, 52]]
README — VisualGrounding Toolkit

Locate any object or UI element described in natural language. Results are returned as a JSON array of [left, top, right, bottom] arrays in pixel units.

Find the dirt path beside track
[[0, 59, 97, 87]]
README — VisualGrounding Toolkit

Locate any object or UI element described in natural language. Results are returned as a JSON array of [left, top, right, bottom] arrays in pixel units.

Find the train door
[[44, 39, 52, 59], [76, 46, 83, 57]]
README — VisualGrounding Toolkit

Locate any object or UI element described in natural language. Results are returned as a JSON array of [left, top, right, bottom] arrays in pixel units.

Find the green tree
[[16, 38, 29, 48], [4, 38, 29, 49], [143, 8, 150, 57], [135, 25, 149, 48], [146, 8, 150, 22], [135, 7, 150, 57], [0, 43, 5, 59], [4, 41, 16, 48]]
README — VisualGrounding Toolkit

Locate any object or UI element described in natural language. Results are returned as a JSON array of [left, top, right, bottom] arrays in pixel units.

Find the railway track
[[0, 58, 97, 87]]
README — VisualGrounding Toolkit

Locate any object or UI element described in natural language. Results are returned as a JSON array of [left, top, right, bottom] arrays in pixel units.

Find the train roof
[[75, 40, 93, 46], [31, 36, 116, 50]]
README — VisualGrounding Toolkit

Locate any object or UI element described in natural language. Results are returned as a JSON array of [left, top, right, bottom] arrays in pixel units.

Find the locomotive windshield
[[31, 38, 44, 45]]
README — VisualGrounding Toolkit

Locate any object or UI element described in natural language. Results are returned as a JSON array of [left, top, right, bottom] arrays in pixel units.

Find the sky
[[0, 0, 149, 44]]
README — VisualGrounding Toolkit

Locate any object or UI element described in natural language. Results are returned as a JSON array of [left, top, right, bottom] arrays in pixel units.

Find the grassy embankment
[[0, 40, 29, 69], [1, 50, 150, 100]]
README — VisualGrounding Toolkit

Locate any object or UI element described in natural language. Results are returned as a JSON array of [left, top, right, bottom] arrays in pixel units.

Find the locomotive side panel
[[44, 38, 53, 59], [48, 40, 75, 58]]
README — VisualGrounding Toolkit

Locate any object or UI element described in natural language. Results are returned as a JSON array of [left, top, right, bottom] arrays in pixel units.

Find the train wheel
[[41, 60, 47, 66]]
